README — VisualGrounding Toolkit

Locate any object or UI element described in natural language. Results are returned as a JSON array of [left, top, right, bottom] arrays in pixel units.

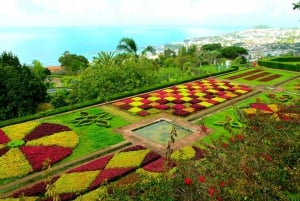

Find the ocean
[[0, 26, 246, 66]]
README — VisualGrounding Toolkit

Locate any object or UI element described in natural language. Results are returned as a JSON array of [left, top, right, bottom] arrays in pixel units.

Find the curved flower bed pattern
[[0, 122, 78, 181], [242, 102, 300, 123], [113, 78, 252, 117], [11, 145, 161, 201]]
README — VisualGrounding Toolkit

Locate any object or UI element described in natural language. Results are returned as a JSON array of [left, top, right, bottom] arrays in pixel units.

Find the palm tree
[[92, 51, 116, 67], [116, 37, 138, 55], [141, 45, 156, 56]]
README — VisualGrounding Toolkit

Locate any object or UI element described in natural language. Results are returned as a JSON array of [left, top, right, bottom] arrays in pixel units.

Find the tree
[[201, 43, 222, 51], [58, 51, 89, 74], [0, 51, 21, 67], [141, 46, 156, 56], [0, 64, 47, 120], [293, 1, 300, 9], [221, 46, 248, 60], [92, 51, 116, 68], [116, 37, 138, 55], [31, 60, 50, 81]]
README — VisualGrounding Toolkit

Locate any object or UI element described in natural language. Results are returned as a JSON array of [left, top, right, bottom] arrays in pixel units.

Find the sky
[[1, 0, 299, 29]]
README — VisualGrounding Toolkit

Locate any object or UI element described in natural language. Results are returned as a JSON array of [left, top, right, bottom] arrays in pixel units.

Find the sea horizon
[[0, 25, 279, 66]]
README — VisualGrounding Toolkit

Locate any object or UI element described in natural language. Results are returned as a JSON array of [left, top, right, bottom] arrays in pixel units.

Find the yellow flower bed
[[2, 121, 40, 140], [51, 171, 100, 194], [106, 149, 150, 168], [26, 131, 79, 148], [171, 146, 195, 160], [0, 148, 33, 179], [74, 186, 107, 201]]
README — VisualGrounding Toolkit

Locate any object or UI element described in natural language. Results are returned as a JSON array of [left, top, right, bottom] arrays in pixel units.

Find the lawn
[[217, 67, 298, 86], [39, 107, 129, 162], [280, 77, 300, 94]]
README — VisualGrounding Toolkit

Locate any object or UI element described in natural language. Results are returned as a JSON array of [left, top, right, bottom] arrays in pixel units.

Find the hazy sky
[[1, 0, 299, 28]]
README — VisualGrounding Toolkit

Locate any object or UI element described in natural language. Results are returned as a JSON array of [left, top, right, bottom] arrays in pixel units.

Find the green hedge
[[258, 57, 300, 71], [0, 67, 238, 127]]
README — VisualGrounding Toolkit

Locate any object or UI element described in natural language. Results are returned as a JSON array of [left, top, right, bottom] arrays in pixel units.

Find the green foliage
[[31, 60, 50, 81], [116, 37, 138, 55], [221, 46, 248, 60], [0, 51, 21, 67], [0, 65, 47, 120], [73, 57, 158, 102], [71, 111, 113, 127], [58, 51, 89, 74], [258, 57, 300, 71], [50, 89, 70, 108], [201, 43, 222, 51]]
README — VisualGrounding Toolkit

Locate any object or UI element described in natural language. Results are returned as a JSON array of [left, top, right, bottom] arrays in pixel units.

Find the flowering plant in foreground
[[103, 100, 300, 201]]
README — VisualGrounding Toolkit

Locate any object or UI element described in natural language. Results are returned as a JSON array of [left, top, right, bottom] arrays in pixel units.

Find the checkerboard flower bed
[[112, 78, 252, 117], [0, 123, 78, 181], [10, 145, 160, 201]]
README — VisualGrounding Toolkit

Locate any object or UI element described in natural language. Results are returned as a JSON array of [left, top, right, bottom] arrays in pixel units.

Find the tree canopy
[[221, 46, 248, 60], [0, 54, 47, 120], [293, 1, 300, 9], [58, 51, 89, 74]]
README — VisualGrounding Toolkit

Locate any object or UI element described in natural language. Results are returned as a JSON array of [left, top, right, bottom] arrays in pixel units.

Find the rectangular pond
[[133, 119, 193, 145]]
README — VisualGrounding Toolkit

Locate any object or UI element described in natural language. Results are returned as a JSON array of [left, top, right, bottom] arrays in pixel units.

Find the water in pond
[[133, 120, 193, 145]]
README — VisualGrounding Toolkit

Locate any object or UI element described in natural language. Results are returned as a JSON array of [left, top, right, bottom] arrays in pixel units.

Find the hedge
[[0, 66, 239, 127], [258, 57, 300, 72]]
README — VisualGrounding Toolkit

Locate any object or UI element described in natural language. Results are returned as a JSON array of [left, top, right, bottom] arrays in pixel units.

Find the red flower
[[264, 155, 273, 162], [236, 134, 244, 141], [184, 178, 193, 186], [222, 143, 229, 149], [261, 153, 273, 162], [220, 181, 226, 187], [198, 175, 205, 183], [199, 124, 209, 134], [208, 187, 215, 197]]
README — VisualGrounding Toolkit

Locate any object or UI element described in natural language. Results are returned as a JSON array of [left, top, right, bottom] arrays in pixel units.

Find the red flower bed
[[13, 176, 59, 197], [69, 154, 113, 173], [20, 146, 73, 171], [154, 104, 169, 110], [0, 129, 9, 144], [244, 72, 271, 81], [193, 146, 206, 160], [121, 145, 146, 152], [191, 104, 205, 110], [143, 157, 175, 172], [172, 104, 185, 110], [137, 110, 150, 116], [89, 167, 136, 190], [226, 69, 262, 80], [24, 123, 71, 141], [258, 74, 282, 82], [250, 103, 274, 112], [0, 147, 8, 156], [173, 110, 190, 116], [140, 151, 161, 167], [119, 104, 132, 110]]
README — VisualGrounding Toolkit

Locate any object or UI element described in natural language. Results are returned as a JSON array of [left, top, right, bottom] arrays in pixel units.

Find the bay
[[0, 25, 245, 66]]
